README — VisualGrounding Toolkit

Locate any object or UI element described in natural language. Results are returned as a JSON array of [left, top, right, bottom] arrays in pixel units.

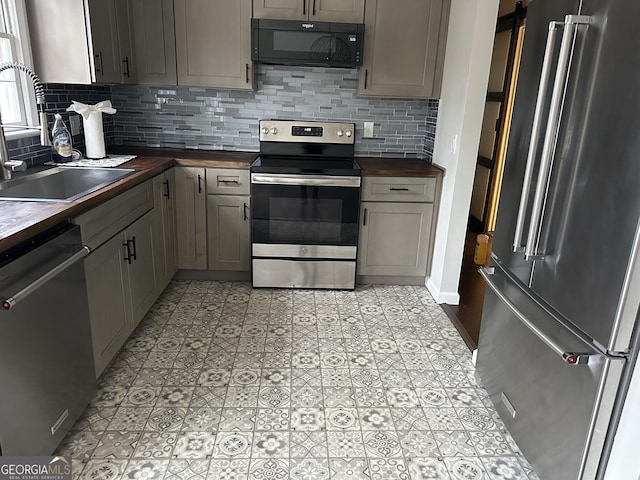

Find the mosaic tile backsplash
[[6, 65, 439, 165], [110, 65, 439, 159]]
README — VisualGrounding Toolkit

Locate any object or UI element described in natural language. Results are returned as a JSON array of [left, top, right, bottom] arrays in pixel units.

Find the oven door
[[251, 173, 361, 258]]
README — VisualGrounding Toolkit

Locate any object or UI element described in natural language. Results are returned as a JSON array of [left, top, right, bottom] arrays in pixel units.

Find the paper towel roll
[[83, 112, 106, 159]]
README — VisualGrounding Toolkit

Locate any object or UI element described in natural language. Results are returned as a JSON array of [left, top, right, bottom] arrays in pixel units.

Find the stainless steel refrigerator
[[476, 0, 640, 479]]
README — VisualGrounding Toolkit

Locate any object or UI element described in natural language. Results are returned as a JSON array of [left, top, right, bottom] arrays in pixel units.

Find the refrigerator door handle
[[524, 15, 591, 261], [479, 266, 597, 365], [513, 21, 563, 253]]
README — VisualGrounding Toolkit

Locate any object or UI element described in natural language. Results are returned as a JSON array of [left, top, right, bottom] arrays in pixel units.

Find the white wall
[[426, 0, 500, 304]]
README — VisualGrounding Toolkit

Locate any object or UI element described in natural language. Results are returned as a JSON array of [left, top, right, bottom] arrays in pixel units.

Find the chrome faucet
[[0, 62, 51, 180]]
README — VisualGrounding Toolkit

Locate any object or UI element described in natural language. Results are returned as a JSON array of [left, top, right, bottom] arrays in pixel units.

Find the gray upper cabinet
[[358, 0, 450, 98], [26, 0, 135, 84], [174, 0, 254, 90], [131, 0, 177, 85], [253, 0, 365, 22]]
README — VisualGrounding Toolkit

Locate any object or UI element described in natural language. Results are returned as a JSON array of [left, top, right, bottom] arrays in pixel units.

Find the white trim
[[426, 277, 460, 305]]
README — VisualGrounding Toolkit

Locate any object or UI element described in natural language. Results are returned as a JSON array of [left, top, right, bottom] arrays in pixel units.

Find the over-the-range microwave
[[251, 18, 364, 68]]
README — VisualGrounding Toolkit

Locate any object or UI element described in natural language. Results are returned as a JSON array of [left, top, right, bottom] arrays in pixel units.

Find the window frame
[[0, 0, 39, 141]]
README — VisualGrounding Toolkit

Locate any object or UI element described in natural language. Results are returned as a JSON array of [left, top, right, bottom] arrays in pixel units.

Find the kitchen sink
[[0, 167, 135, 202]]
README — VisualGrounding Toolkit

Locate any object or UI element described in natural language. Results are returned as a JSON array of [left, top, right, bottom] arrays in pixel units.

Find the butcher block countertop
[[356, 157, 444, 177], [0, 151, 257, 252], [0, 150, 442, 252]]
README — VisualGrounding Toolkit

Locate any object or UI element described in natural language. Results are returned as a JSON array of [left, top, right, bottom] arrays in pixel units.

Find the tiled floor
[[58, 280, 538, 480]]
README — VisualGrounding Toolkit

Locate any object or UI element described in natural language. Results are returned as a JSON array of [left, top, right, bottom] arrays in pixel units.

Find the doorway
[[446, 1, 527, 347]]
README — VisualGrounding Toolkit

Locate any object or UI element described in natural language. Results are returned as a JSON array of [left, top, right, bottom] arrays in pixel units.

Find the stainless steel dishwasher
[[0, 223, 96, 455]]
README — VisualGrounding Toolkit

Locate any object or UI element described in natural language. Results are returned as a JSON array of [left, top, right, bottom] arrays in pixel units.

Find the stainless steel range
[[251, 120, 361, 289]]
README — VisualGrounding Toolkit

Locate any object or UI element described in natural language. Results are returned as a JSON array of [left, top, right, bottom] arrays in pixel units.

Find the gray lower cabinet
[[207, 195, 251, 271], [358, 0, 450, 98], [84, 231, 132, 377], [358, 202, 434, 277], [174, 0, 253, 89], [152, 171, 178, 292], [358, 175, 439, 278], [206, 168, 251, 271], [175, 167, 207, 269], [83, 209, 157, 377]]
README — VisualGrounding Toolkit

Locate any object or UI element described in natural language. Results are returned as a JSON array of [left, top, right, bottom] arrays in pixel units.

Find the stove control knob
[[261, 127, 269, 135], [346, 130, 353, 138], [270, 127, 278, 135], [337, 130, 344, 137]]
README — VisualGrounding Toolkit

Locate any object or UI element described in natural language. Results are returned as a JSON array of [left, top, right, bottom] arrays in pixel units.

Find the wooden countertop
[[0, 150, 441, 252], [356, 157, 444, 177], [0, 150, 258, 252]]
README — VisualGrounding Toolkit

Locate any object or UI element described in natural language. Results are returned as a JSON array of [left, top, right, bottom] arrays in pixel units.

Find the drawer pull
[[219, 179, 240, 185], [389, 187, 410, 191]]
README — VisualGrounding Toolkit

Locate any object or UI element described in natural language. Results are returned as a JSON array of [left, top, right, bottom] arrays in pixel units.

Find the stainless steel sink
[[0, 167, 135, 202]]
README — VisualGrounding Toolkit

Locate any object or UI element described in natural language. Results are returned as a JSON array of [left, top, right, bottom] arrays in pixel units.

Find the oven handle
[[251, 173, 361, 188]]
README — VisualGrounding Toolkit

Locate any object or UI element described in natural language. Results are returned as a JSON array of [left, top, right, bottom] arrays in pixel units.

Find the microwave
[[251, 18, 364, 68]]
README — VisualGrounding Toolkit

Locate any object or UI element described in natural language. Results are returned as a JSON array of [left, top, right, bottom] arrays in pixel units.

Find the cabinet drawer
[[361, 176, 437, 202], [206, 168, 250, 195], [73, 180, 154, 249]]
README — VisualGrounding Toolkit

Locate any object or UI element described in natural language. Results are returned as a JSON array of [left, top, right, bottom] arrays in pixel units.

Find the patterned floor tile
[[166, 459, 209, 480], [290, 458, 330, 480], [61, 281, 540, 480], [328, 458, 370, 480], [132, 432, 176, 459], [122, 459, 170, 480], [173, 432, 217, 459], [92, 431, 140, 459]]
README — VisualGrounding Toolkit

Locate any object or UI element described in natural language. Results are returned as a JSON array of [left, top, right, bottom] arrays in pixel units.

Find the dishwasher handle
[[1, 245, 91, 311]]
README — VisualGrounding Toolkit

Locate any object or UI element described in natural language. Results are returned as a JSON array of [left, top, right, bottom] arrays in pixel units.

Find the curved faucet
[[0, 62, 51, 180]]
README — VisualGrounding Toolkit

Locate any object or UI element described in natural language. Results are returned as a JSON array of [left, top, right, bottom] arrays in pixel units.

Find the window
[[0, 0, 37, 135]]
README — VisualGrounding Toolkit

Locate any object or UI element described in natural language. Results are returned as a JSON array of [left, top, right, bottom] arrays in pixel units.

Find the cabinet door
[[87, 0, 122, 83], [175, 0, 253, 90], [312, 0, 364, 23], [84, 232, 132, 378], [152, 171, 178, 292], [358, 0, 450, 98], [131, 0, 177, 85], [253, 0, 307, 20], [115, 0, 136, 83], [125, 211, 158, 327], [207, 195, 250, 271], [358, 202, 434, 276], [175, 167, 207, 269]]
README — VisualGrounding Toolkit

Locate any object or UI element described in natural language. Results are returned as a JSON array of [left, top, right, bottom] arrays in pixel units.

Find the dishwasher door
[[0, 223, 96, 455]]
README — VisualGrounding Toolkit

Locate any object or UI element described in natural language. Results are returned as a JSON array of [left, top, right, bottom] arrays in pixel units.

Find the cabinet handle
[[312, 0, 316, 15], [123, 239, 133, 264], [243, 203, 249, 221], [364, 69, 368, 89], [95, 52, 103, 75], [122, 56, 130, 78], [363, 207, 368, 226], [389, 187, 410, 191], [303, 0, 306, 16], [219, 179, 240, 185], [131, 236, 137, 261], [197, 174, 203, 193], [163, 179, 170, 199], [246, 64, 250, 84]]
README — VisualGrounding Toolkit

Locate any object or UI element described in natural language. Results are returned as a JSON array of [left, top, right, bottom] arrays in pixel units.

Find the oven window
[[269, 197, 342, 243], [252, 183, 360, 247]]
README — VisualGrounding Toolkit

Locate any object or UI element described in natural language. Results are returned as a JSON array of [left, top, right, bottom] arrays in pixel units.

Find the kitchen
[[0, 0, 639, 479]]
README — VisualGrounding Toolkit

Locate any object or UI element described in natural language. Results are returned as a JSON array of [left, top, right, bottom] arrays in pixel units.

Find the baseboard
[[426, 277, 460, 304], [357, 275, 425, 286], [175, 270, 251, 282]]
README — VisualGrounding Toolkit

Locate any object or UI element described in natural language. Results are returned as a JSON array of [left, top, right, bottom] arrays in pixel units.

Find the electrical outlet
[[69, 115, 82, 136], [363, 122, 374, 138]]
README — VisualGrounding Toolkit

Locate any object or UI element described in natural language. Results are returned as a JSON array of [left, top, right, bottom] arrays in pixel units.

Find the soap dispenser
[[51, 113, 72, 161]]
